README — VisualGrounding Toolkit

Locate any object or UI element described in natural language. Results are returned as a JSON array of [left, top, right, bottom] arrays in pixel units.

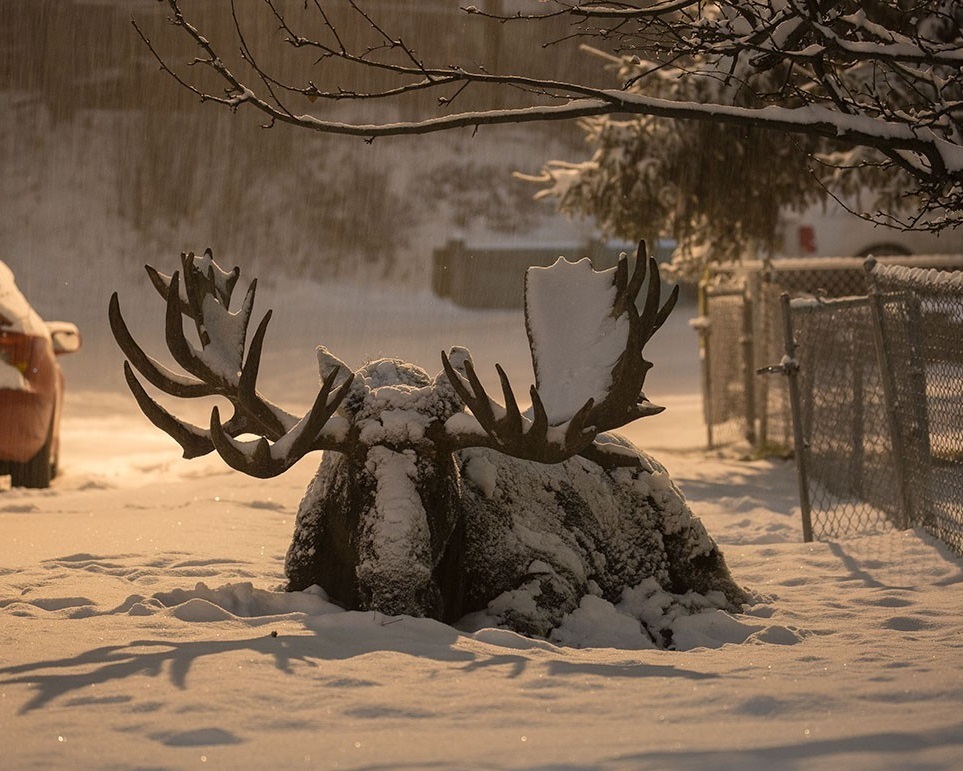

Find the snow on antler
[[525, 256, 631, 425], [146, 250, 252, 382], [442, 241, 677, 467], [109, 250, 353, 472]]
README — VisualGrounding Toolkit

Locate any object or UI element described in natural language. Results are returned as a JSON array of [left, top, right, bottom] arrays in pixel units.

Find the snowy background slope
[[2, 279, 963, 770]]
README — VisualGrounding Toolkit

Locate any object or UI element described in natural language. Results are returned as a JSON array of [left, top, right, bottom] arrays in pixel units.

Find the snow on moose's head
[[109, 245, 747, 645]]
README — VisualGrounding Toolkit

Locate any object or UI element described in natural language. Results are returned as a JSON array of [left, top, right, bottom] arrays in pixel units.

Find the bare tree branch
[[132, 0, 963, 233]]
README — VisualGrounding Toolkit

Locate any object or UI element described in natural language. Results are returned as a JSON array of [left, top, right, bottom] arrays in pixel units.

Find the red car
[[0, 262, 81, 488]]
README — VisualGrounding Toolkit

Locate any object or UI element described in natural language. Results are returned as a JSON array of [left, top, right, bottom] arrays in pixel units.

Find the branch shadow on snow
[[0, 619, 719, 715], [0, 630, 416, 714]]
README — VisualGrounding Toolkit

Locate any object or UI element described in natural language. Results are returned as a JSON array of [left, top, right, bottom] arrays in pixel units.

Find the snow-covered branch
[[134, 0, 963, 235]]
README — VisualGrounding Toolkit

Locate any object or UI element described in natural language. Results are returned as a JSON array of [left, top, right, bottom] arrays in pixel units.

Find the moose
[[109, 244, 746, 644]]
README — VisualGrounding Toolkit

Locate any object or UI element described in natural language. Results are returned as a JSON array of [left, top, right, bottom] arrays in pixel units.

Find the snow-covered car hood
[[0, 261, 49, 338]]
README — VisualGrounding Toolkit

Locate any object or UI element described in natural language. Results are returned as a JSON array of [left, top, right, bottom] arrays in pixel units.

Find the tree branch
[[133, 0, 963, 233]]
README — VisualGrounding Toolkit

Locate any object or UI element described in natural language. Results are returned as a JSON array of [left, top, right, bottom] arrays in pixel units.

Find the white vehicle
[[778, 200, 963, 258]]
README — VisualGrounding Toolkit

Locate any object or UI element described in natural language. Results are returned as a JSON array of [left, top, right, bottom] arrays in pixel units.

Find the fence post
[[865, 274, 915, 530], [903, 292, 934, 525], [741, 290, 757, 446], [778, 293, 815, 542], [697, 276, 715, 449], [850, 333, 865, 500], [757, 281, 772, 449]]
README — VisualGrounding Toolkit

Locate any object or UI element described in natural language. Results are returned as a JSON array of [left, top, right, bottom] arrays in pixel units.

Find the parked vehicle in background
[[0, 261, 81, 488], [778, 201, 963, 259]]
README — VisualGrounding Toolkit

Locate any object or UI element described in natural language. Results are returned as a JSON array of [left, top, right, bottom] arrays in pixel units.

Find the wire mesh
[[790, 297, 901, 538], [700, 286, 753, 448], [758, 262, 884, 451], [702, 257, 963, 555], [701, 256, 963, 453], [872, 265, 963, 556]]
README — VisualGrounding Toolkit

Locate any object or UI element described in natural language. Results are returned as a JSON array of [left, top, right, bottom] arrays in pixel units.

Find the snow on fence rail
[[697, 255, 963, 553]]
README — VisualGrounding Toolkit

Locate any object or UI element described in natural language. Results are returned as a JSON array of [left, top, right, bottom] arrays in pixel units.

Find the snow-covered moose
[[108, 245, 746, 643]]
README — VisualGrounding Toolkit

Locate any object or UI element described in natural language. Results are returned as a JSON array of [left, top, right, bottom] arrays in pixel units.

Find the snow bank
[[4, 411, 963, 769]]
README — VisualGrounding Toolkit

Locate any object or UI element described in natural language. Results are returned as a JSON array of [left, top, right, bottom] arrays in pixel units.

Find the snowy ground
[[3, 280, 963, 770]]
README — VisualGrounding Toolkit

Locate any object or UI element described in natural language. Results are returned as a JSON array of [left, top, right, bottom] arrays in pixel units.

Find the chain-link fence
[[767, 261, 963, 556], [697, 285, 755, 448], [782, 295, 905, 540], [869, 263, 963, 555], [697, 255, 963, 452]]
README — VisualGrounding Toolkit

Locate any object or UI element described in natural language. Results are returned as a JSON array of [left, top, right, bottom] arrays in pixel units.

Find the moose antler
[[442, 241, 677, 466], [109, 250, 353, 476]]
